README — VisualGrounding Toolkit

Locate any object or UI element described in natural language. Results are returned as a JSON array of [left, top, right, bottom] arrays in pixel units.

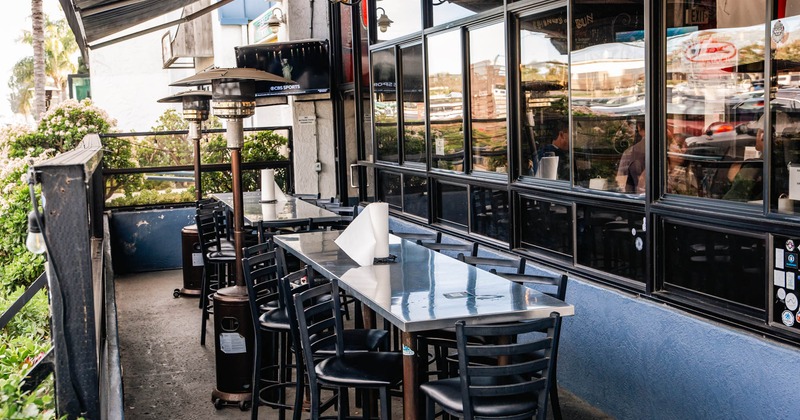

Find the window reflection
[[404, 175, 428, 219], [771, 3, 800, 215], [470, 23, 507, 174], [519, 196, 573, 257], [519, 7, 569, 181], [401, 44, 425, 164], [340, 5, 354, 84], [374, 0, 421, 43], [471, 187, 509, 242], [436, 181, 469, 229], [576, 204, 645, 282], [665, 0, 766, 201], [428, 30, 465, 171], [372, 49, 399, 163], [378, 171, 402, 209], [571, 2, 645, 193], [663, 222, 765, 311], [432, 0, 503, 27]]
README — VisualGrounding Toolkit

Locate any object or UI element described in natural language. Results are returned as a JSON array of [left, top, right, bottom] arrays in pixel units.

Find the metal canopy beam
[[59, 0, 233, 62]]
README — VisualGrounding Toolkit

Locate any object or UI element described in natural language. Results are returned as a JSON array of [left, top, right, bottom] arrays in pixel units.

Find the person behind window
[[722, 111, 794, 202], [532, 119, 570, 180], [666, 130, 698, 195], [615, 119, 646, 193]]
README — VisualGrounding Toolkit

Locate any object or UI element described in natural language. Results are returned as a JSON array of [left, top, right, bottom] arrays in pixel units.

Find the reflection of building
[[429, 93, 463, 120], [570, 42, 644, 95], [470, 60, 507, 118]]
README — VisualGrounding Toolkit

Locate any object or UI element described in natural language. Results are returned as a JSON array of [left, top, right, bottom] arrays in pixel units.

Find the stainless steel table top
[[211, 191, 341, 224], [274, 231, 574, 332]]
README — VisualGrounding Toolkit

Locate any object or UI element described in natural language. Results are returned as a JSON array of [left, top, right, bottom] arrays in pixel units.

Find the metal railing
[[0, 273, 54, 394], [101, 126, 294, 210], [27, 134, 123, 419]]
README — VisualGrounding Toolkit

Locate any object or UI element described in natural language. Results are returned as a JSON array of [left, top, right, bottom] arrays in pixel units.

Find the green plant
[[0, 142, 49, 291], [201, 130, 289, 194], [0, 289, 54, 419]]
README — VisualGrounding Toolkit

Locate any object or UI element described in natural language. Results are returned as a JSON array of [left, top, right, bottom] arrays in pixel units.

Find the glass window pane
[[519, 7, 569, 181], [470, 187, 509, 242], [571, 2, 645, 193], [374, 0, 421, 43], [360, 2, 370, 87], [771, 3, 800, 214], [403, 175, 428, 218], [436, 181, 468, 229], [519, 196, 573, 257], [663, 222, 765, 311], [340, 5, 355, 84], [401, 44, 426, 164], [378, 171, 402, 209], [665, 0, 766, 201], [372, 49, 399, 163], [576, 204, 645, 282], [469, 23, 507, 174], [428, 30, 465, 171], [432, 0, 503, 27]]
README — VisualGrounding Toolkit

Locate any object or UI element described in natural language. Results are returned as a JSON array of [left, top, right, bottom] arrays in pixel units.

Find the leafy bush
[[0, 139, 51, 291], [0, 289, 54, 419], [200, 130, 289, 194]]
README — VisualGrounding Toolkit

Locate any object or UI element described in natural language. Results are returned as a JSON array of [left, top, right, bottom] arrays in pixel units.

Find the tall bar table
[[274, 231, 575, 420]]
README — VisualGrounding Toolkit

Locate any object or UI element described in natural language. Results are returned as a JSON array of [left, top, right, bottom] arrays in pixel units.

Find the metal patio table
[[274, 231, 575, 420], [211, 191, 341, 225]]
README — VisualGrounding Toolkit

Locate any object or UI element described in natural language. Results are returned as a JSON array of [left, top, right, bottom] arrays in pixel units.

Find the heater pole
[[190, 121, 203, 201], [227, 118, 246, 285]]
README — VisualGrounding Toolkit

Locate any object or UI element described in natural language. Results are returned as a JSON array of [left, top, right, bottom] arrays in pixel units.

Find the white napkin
[[261, 169, 287, 202], [334, 202, 389, 266], [341, 264, 392, 308], [261, 203, 277, 220], [537, 155, 559, 179]]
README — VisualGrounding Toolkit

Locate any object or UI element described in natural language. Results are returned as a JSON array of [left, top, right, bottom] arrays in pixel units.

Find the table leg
[[362, 303, 376, 330], [401, 331, 420, 420]]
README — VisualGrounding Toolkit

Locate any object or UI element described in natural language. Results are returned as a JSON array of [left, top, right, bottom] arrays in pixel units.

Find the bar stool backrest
[[455, 314, 561, 420], [458, 253, 527, 274], [242, 247, 282, 323]]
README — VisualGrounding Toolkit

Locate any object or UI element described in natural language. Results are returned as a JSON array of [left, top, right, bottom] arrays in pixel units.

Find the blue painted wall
[[109, 208, 194, 274], [561, 281, 800, 419], [388, 217, 800, 419]]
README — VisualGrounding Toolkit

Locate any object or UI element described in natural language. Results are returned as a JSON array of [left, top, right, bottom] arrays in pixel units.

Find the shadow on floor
[[116, 269, 613, 419]]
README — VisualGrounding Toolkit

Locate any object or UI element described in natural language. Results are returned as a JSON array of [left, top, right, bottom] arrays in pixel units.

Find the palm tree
[[9, 17, 80, 118], [8, 57, 33, 118], [32, 0, 46, 121]]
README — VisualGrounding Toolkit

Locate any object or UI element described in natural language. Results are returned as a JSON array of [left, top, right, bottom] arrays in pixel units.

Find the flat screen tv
[[235, 39, 330, 97]]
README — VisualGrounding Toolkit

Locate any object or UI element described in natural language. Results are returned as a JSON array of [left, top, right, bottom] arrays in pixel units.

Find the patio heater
[[158, 90, 211, 299], [156, 89, 212, 201], [171, 68, 294, 409]]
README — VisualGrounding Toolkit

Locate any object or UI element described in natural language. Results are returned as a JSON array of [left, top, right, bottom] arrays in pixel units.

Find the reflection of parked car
[[685, 123, 756, 159]]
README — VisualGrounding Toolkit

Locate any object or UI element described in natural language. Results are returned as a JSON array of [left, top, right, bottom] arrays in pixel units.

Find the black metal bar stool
[[195, 212, 236, 346]]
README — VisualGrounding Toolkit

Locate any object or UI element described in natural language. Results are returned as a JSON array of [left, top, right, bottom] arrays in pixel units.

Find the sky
[[0, 0, 66, 126]]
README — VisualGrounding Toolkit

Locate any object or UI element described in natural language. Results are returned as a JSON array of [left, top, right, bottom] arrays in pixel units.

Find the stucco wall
[[561, 281, 800, 419], [89, 25, 193, 131]]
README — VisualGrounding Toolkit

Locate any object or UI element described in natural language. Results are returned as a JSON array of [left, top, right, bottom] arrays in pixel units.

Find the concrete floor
[[116, 269, 613, 419]]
